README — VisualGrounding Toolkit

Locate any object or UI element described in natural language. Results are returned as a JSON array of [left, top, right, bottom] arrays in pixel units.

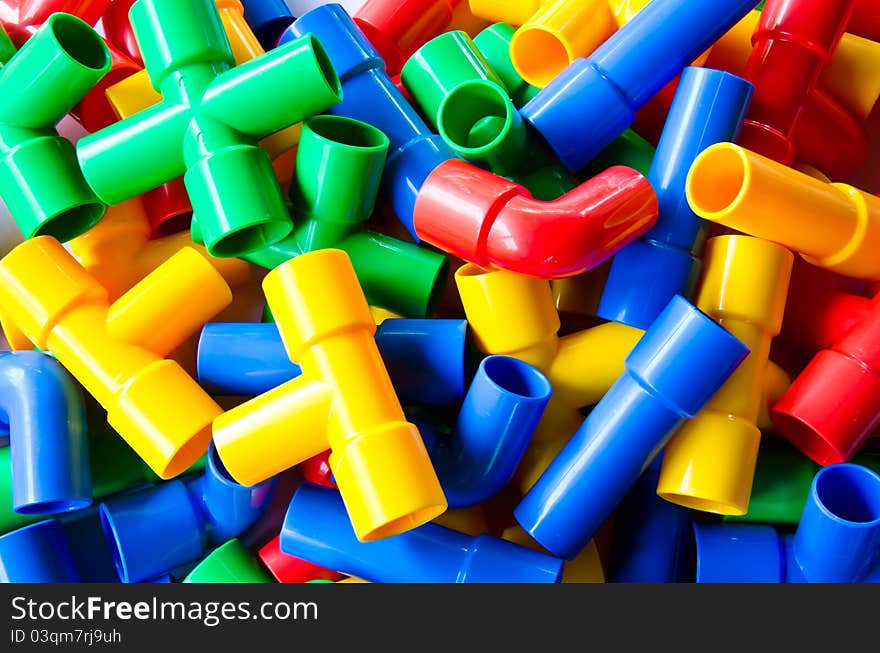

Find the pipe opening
[[510, 27, 570, 88], [307, 115, 389, 151], [438, 82, 513, 155], [770, 410, 845, 467], [34, 203, 106, 243], [482, 355, 551, 400], [50, 14, 110, 70], [686, 145, 749, 216], [98, 505, 131, 582], [814, 464, 880, 524], [305, 34, 343, 102], [210, 219, 291, 259]]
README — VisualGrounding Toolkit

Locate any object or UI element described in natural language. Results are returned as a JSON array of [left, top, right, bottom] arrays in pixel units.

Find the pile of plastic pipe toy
[[0, 0, 879, 584]]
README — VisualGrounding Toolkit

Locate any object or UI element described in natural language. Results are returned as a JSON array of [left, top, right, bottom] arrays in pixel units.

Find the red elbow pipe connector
[[258, 535, 344, 583], [413, 159, 658, 279], [772, 302, 880, 466], [101, 0, 142, 65], [354, 0, 462, 75], [0, 0, 110, 46], [739, 0, 857, 164]]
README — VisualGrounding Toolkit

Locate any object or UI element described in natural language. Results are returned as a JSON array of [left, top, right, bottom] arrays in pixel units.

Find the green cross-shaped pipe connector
[[0, 14, 110, 242], [76, 0, 343, 259]]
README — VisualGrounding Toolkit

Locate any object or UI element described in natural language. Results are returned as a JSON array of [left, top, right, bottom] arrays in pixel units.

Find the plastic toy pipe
[[597, 66, 753, 329], [0, 351, 91, 515], [849, 0, 880, 41], [69, 198, 251, 302], [0, 236, 230, 479], [184, 539, 274, 583], [0, 0, 109, 44], [657, 236, 792, 516], [402, 31, 528, 175], [243, 115, 449, 319], [240, 0, 294, 50], [99, 444, 276, 583], [279, 4, 457, 242], [0, 519, 81, 582], [197, 319, 468, 406], [353, 0, 461, 76], [466, 0, 548, 26], [77, 0, 342, 259], [738, 0, 856, 164], [0, 23, 12, 63], [101, 0, 143, 63], [0, 448, 41, 536], [280, 483, 564, 583], [772, 300, 880, 466], [608, 456, 694, 583], [58, 504, 120, 582], [259, 535, 345, 583], [414, 158, 658, 279], [300, 451, 336, 489], [213, 249, 447, 542], [696, 464, 880, 582], [501, 525, 605, 583], [515, 294, 749, 560], [519, 0, 759, 172], [418, 355, 552, 508], [472, 23, 540, 108], [686, 143, 880, 281], [0, 14, 109, 242]]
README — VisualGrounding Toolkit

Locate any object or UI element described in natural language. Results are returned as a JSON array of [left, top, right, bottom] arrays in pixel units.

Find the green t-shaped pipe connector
[[76, 0, 343, 259], [0, 14, 110, 242], [245, 115, 449, 318]]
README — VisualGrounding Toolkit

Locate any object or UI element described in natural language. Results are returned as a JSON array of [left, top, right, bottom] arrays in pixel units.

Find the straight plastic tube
[[520, 0, 759, 172], [240, 0, 294, 50], [0, 351, 91, 515], [184, 539, 274, 583], [420, 355, 552, 508], [597, 67, 754, 329], [473, 23, 540, 107], [515, 295, 749, 559], [281, 4, 456, 241], [0, 519, 81, 582], [467, 1, 548, 26], [657, 236, 793, 515], [280, 483, 563, 583], [686, 143, 880, 280]]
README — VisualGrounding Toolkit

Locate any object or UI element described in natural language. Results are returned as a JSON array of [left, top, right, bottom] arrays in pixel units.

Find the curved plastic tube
[[197, 319, 468, 406], [414, 158, 658, 278], [597, 67, 754, 329], [515, 294, 749, 559], [0, 351, 91, 515], [520, 0, 759, 171], [240, 0, 295, 50], [420, 355, 552, 508], [259, 534, 344, 583], [184, 539, 274, 583], [607, 457, 694, 583], [0, 519, 80, 582], [280, 483, 564, 583], [739, 0, 856, 164], [281, 4, 456, 242], [696, 464, 880, 582], [686, 143, 880, 280], [101, 0, 142, 63], [0, 13, 109, 242]]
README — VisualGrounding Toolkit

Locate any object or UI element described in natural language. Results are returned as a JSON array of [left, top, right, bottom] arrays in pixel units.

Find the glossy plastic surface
[[686, 143, 880, 280], [184, 538, 274, 583], [515, 294, 749, 559], [0, 519, 81, 582], [213, 250, 447, 542], [0, 237, 228, 479], [414, 159, 658, 278], [0, 351, 90, 515], [240, 0, 294, 50], [280, 483, 563, 583], [598, 67, 753, 329], [0, 14, 109, 242], [0, 0, 110, 45], [473, 22, 540, 107], [467, 0, 547, 26], [77, 0, 342, 258], [259, 534, 344, 583], [520, 0, 759, 171]]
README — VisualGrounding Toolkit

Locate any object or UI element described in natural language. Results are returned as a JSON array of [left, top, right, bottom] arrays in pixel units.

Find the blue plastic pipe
[[99, 444, 276, 583], [240, 0, 295, 50], [0, 519, 81, 582], [515, 294, 749, 560], [0, 351, 91, 515], [280, 4, 456, 241], [520, 0, 760, 172], [59, 506, 120, 582], [695, 464, 880, 583], [607, 456, 695, 583], [419, 355, 551, 508], [597, 67, 754, 329], [197, 319, 468, 406], [280, 483, 564, 583]]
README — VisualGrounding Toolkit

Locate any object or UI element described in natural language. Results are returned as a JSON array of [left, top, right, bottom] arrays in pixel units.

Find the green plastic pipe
[[183, 539, 274, 583], [0, 14, 109, 242], [473, 23, 540, 108], [0, 24, 14, 65], [579, 129, 656, 179], [0, 447, 41, 536], [76, 0, 342, 259]]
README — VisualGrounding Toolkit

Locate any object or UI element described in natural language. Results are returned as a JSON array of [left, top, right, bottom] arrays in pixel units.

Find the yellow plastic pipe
[[0, 237, 229, 478], [657, 235, 793, 515], [686, 143, 880, 280], [213, 249, 447, 542], [467, 0, 550, 26]]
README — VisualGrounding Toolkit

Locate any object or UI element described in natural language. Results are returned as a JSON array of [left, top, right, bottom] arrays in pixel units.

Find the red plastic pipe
[[739, 0, 857, 164], [0, 0, 109, 45], [102, 0, 142, 65], [772, 301, 880, 465], [354, 0, 462, 75], [300, 451, 336, 489], [258, 535, 344, 584], [72, 41, 142, 133], [143, 178, 193, 237], [848, 0, 880, 41], [413, 159, 658, 279]]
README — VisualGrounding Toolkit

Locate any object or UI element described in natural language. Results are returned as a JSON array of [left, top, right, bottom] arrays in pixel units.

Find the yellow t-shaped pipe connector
[[212, 249, 447, 542], [0, 236, 230, 478]]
